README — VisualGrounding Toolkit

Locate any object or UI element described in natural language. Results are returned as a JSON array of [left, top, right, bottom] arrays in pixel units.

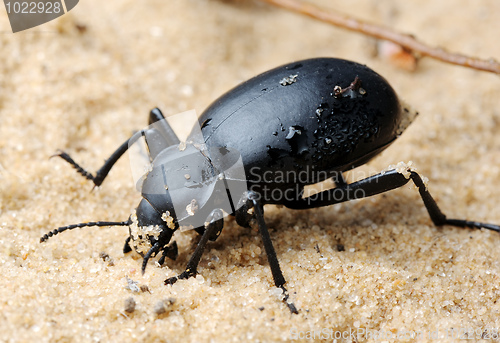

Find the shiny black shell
[[195, 58, 404, 201]]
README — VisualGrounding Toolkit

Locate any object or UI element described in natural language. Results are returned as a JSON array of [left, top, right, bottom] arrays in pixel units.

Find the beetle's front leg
[[236, 191, 298, 314], [165, 209, 224, 285], [157, 241, 179, 266]]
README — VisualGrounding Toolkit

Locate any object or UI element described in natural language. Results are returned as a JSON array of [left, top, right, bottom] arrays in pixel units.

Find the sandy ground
[[1, 0, 500, 342]]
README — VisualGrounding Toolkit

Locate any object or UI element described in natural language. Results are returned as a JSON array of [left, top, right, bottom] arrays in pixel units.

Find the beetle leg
[[142, 242, 162, 274], [142, 237, 179, 274], [142, 109, 182, 159], [164, 209, 224, 285], [333, 171, 348, 188], [149, 108, 180, 146], [286, 168, 500, 233], [158, 241, 179, 266], [54, 138, 130, 187], [235, 192, 258, 228], [236, 191, 298, 314], [123, 236, 133, 254], [54, 108, 179, 187]]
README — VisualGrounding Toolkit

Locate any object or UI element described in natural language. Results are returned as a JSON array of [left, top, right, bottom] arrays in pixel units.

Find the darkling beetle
[[41, 58, 500, 314]]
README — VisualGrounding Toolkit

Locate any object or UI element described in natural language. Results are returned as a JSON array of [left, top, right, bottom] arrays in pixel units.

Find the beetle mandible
[[41, 58, 500, 314]]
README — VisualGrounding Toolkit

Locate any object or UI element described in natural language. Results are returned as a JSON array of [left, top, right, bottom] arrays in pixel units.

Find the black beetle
[[41, 58, 500, 313]]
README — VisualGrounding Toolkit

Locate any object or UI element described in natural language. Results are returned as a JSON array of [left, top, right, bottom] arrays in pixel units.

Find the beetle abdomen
[[197, 58, 405, 186]]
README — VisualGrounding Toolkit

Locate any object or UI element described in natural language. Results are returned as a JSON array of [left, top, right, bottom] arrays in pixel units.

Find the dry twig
[[259, 0, 500, 75]]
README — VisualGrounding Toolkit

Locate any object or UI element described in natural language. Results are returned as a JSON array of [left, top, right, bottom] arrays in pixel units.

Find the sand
[[1, 0, 499, 342]]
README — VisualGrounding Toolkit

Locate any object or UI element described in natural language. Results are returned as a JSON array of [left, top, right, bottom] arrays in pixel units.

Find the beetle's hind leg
[[164, 209, 224, 285], [332, 171, 348, 188], [406, 171, 500, 232], [286, 167, 500, 233]]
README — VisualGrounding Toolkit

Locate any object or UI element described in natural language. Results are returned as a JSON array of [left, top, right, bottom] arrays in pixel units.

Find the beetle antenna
[[142, 242, 161, 275], [40, 219, 132, 243]]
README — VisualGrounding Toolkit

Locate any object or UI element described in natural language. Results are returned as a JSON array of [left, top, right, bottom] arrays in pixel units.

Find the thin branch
[[258, 0, 500, 75]]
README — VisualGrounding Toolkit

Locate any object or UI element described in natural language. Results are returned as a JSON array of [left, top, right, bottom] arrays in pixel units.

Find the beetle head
[[129, 135, 247, 274], [129, 198, 177, 259]]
